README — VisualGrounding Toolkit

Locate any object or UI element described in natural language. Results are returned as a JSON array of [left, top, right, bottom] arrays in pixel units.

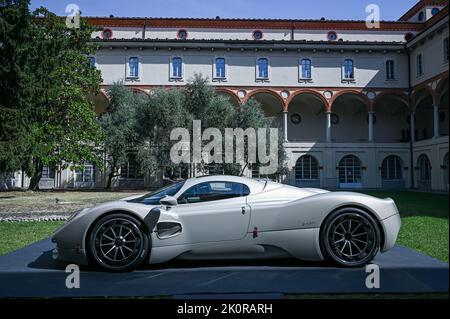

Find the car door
[[172, 181, 251, 244]]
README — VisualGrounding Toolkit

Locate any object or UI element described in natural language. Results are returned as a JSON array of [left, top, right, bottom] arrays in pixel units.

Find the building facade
[[2, 0, 448, 191]]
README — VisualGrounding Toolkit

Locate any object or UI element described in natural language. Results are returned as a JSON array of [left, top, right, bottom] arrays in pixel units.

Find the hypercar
[[52, 175, 401, 271]]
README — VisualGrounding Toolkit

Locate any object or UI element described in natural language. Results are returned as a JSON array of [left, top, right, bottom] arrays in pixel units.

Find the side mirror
[[159, 196, 178, 207]]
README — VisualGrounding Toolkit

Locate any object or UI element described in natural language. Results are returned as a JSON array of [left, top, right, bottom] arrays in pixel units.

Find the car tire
[[320, 208, 380, 268], [88, 213, 150, 272]]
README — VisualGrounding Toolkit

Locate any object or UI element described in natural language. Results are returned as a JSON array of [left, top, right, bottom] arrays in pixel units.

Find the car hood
[[119, 194, 145, 201]]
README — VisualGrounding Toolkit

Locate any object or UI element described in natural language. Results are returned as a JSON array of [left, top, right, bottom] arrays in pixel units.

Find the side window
[[178, 182, 250, 204]]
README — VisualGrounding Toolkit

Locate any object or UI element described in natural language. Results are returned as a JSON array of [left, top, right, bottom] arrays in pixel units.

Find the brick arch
[[412, 84, 435, 109], [98, 89, 110, 101], [287, 89, 330, 111], [330, 90, 370, 111], [436, 74, 449, 100], [372, 90, 409, 110], [215, 88, 242, 106], [244, 88, 287, 110], [129, 87, 151, 96]]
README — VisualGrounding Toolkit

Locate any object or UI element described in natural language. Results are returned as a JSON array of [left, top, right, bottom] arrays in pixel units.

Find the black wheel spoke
[[92, 217, 145, 269], [326, 212, 378, 265]]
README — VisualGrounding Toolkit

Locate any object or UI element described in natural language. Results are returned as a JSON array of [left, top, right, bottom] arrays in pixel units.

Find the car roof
[[177, 175, 267, 195]]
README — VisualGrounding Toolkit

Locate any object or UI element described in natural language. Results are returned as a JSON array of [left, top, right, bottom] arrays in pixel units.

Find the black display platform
[[0, 238, 448, 298]]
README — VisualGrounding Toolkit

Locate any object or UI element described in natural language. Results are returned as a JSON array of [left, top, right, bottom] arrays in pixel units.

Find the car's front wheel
[[88, 213, 150, 271], [321, 208, 380, 268]]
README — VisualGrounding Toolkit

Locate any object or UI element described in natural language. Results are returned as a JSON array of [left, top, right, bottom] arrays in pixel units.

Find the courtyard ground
[[0, 190, 448, 261], [0, 190, 145, 215]]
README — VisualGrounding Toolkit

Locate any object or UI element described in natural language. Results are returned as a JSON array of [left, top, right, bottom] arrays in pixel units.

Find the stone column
[[282, 111, 288, 142], [433, 104, 440, 138], [368, 111, 374, 142], [410, 112, 415, 143], [325, 111, 332, 142]]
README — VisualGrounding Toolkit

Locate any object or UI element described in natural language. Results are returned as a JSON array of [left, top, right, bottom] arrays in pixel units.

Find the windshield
[[128, 181, 185, 205]]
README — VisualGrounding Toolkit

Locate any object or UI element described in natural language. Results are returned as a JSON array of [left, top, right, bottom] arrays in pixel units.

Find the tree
[[233, 98, 287, 178], [135, 87, 193, 178], [0, 2, 104, 189], [135, 74, 287, 180], [101, 84, 146, 189], [0, 0, 34, 174]]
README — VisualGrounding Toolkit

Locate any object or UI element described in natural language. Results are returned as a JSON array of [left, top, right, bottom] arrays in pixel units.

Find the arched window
[[339, 155, 362, 186], [128, 57, 139, 78], [381, 156, 402, 180], [295, 155, 319, 180], [418, 154, 431, 181], [386, 60, 395, 80], [215, 57, 226, 79], [300, 58, 312, 79], [256, 58, 269, 79], [171, 57, 183, 78], [343, 59, 354, 80], [431, 8, 440, 16]]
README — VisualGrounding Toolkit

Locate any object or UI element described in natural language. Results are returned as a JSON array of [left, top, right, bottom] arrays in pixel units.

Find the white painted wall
[[92, 27, 417, 42], [410, 29, 449, 87], [92, 27, 144, 39], [96, 49, 409, 88], [293, 30, 414, 42]]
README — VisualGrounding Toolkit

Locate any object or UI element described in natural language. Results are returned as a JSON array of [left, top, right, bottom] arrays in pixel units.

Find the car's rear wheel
[[88, 213, 150, 271], [321, 208, 380, 267]]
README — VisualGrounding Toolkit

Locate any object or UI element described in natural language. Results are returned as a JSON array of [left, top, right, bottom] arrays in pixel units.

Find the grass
[[0, 221, 64, 256], [397, 217, 449, 262], [359, 191, 448, 219], [359, 190, 449, 262]]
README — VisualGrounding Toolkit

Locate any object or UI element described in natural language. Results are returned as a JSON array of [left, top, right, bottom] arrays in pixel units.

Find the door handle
[[241, 206, 246, 215]]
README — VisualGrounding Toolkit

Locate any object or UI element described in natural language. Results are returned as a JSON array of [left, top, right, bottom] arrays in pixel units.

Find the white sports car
[[52, 175, 401, 271]]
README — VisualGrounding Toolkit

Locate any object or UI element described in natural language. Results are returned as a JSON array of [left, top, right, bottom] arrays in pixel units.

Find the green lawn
[[0, 221, 64, 256], [359, 191, 449, 262]]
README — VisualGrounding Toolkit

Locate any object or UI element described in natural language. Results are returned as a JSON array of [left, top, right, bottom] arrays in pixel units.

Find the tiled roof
[[85, 17, 424, 31]]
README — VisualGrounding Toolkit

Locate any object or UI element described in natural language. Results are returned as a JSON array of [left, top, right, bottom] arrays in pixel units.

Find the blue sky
[[30, 0, 419, 20]]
